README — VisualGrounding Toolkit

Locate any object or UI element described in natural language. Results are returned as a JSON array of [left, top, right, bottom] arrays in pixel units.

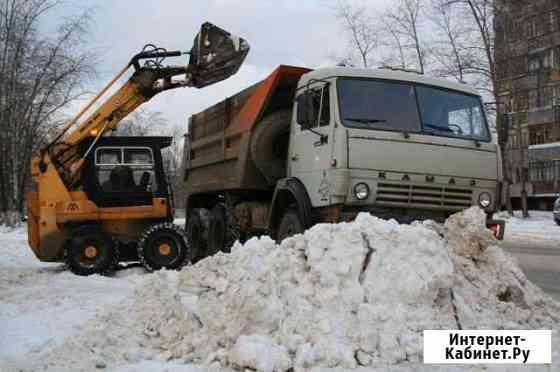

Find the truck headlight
[[354, 183, 370, 200], [478, 192, 492, 208]]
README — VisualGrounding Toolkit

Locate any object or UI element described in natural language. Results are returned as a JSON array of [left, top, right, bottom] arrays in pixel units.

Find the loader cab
[[79, 136, 172, 208]]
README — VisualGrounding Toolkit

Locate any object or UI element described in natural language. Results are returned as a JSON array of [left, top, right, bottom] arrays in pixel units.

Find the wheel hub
[[158, 243, 172, 256], [84, 246, 98, 259]]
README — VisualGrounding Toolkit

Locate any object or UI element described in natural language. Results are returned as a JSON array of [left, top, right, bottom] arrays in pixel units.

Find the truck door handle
[[291, 155, 299, 161]]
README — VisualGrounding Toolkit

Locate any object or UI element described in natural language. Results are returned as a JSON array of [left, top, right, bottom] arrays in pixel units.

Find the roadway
[[498, 212, 560, 301]]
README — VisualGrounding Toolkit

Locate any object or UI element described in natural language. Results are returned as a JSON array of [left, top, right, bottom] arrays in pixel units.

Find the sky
[[45, 0, 389, 131]]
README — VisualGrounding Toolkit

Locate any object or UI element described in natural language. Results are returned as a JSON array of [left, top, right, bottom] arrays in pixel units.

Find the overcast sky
[[47, 0, 389, 131]]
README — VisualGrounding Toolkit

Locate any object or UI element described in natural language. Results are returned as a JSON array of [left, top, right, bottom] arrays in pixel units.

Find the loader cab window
[[97, 149, 121, 164], [95, 147, 156, 194]]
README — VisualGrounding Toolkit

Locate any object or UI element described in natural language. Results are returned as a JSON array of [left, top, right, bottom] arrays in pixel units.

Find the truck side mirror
[[296, 92, 317, 130]]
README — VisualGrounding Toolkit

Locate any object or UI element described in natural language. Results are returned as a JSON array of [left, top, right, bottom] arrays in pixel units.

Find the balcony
[[529, 160, 560, 183], [527, 105, 560, 125]]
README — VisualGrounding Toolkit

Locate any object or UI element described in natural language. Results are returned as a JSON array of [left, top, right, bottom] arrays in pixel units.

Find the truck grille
[[375, 183, 473, 210]]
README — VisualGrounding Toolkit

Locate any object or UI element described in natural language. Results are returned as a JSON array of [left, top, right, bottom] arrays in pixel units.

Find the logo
[[67, 202, 79, 212], [318, 178, 330, 201]]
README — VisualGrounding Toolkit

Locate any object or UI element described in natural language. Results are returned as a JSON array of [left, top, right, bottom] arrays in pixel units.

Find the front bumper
[[337, 205, 506, 240]]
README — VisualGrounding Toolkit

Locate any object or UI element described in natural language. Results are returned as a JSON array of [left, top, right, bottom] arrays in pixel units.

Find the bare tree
[[436, 0, 498, 98], [334, 1, 380, 68], [0, 0, 97, 225], [379, 17, 409, 70], [116, 108, 168, 136], [384, 0, 427, 74], [441, 0, 521, 216], [429, 0, 472, 81]]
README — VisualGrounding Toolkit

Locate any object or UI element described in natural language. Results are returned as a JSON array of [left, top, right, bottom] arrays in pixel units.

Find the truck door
[[289, 84, 334, 207]]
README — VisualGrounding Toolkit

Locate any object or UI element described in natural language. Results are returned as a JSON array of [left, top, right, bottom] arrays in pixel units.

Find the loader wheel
[[137, 223, 190, 272], [277, 208, 303, 242], [65, 227, 119, 276], [186, 209, 208, 262], [208, 204, 239, 255]]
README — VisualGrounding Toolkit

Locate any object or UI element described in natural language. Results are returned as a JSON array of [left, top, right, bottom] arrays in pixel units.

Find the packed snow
[[497, 211, 560, 247], [1, 209, 559, 371]]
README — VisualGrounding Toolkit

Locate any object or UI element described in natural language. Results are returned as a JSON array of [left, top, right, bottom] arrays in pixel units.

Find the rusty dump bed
[[182, 65, 310, 194]]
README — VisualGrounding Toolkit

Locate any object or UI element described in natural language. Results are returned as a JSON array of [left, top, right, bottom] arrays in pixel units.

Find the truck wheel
[[208, 204, 239, 255], [250, 109, 291, 183], [277, 208, 303, 242], [137, 223, 190, 272], [186, 209, 208, 261], [65, 227, 119, 276]]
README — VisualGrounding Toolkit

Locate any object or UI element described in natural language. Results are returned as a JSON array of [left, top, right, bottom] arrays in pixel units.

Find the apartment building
[[495, 0, 560, 209]]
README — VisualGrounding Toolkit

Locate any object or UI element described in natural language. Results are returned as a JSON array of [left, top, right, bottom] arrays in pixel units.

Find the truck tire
[[250, 109, 292, 183], [65, 227, 119, 276], [186, 208, 208, 262], [277, 208, 303, 242], [137, 223, 190, 272], [208, 203, 239, 255]]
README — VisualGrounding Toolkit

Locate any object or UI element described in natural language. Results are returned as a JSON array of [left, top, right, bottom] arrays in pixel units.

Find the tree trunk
[[0, 210, 22, 227], [521, 168, 530, 218]]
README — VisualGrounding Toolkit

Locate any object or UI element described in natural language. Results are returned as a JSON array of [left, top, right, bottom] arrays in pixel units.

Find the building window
[[526, 16, 537, 38], [514, 92, 529, 112], [529, 56, 541, 73], [554, 86, 560, 105], [542, 87, 554, 107], [529, 89, 538, 109], [543, 49, 553, 69]]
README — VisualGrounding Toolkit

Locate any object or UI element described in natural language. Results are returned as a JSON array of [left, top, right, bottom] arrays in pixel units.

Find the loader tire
[[186, 208, 208, 262], [208, 203, 239, 255], [250, 109, 291, 183], [65, 227, 119, 276], [137, 223, 190, 272], [277, 208, 303, 243]]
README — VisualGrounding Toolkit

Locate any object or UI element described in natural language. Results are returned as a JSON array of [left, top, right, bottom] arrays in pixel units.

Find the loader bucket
[[188, 22, 250, 88]]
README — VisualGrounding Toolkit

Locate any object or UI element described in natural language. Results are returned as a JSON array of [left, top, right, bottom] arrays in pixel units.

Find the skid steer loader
[[26, 22, 249, 275]]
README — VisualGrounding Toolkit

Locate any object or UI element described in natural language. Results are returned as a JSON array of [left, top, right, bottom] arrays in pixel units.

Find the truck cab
[[287, 68, 500, 225]]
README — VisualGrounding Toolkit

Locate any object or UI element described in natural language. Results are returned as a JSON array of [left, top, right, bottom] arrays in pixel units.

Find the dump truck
[[26, 23, 249, 275], [182, 65, 506, 259]]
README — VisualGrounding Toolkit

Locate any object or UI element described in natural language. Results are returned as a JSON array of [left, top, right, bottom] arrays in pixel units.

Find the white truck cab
[[290, 67, 500, 225]]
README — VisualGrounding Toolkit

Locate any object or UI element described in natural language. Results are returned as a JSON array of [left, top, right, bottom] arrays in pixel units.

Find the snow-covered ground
[[498, 211, 560, 246], [0, 226, 148, 370], [0, 211, 559, 371]]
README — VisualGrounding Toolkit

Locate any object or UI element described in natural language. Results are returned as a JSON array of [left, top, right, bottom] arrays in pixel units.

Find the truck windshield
[[338, 78, 490, 142], [338, 79, 421, 133], [416, 85, 490, 141]]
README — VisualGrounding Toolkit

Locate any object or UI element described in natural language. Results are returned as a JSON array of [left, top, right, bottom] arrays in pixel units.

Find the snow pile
[[30, 207, 560, 371]]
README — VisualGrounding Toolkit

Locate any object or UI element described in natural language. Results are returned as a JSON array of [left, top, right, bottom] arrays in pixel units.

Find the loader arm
[[35, 22, 250, 188], [46, 62, 190, 186]]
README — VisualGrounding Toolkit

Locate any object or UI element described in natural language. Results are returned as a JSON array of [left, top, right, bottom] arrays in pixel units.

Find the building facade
[[495, 0, 560, 209]]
